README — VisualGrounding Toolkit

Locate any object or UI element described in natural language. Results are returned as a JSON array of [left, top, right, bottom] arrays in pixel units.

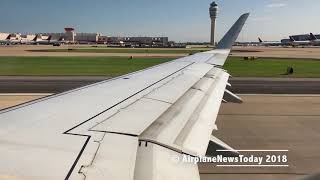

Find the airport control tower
[[209, 1, 219, 45]]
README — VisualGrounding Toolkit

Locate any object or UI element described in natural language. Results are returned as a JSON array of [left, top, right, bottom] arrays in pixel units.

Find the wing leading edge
[[0, 13, 249, 180]]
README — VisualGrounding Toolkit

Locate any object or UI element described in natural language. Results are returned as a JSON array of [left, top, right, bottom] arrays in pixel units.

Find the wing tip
[[216, 13, 250, 50]]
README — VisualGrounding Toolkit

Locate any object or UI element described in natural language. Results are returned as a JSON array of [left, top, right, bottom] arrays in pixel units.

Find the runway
[[0, 76, 107, 93], [199, 95, 320, 180], [0, 45, 185, 57], [0, 76, 319, 94], [229, 77, 320, 94], [2, 45, 320, 59]]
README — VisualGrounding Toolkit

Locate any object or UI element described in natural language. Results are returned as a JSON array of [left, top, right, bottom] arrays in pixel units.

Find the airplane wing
[[0, 13, 249, 180]]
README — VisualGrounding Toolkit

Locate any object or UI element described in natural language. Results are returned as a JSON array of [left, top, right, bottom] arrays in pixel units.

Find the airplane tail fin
[[289, 36, 295, 42], [216, 13, 250, 49], [6, 34, 11, 40], [310, 33, 317, 40], [258, 37, 263, 43], [47, 35, 52, 41], [33, 35, 39, 41]]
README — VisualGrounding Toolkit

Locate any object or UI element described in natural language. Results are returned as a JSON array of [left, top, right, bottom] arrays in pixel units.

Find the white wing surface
[[0, 13, 249, 180]]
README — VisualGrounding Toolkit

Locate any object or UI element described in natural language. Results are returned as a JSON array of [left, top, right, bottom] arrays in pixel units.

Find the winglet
[[216, 13, 250, 49]]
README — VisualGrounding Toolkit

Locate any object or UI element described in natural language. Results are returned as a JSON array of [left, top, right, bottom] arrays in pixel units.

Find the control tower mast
[[209, 2, 219, 45]]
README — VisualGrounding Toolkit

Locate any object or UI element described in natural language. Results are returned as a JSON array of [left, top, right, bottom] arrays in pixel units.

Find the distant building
[[64, 28, 75, 42], [75, 33, 100, 43], [123, 37, 169, 47], [3, 27, 171, 46], [42, 28, 99, 43], [98, 36, 169, 47]]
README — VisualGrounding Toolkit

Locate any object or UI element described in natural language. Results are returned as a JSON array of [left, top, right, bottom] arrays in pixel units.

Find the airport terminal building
[[98, 36, 169, 47], [42, 28, 169, 46], [1, 27, 170, 47], [41, 28, 100, 43]]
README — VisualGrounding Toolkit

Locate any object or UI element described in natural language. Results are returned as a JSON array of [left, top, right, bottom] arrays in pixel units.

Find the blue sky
[[1, 0, 320, 42]]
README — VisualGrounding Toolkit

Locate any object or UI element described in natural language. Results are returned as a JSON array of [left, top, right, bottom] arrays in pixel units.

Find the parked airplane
[[2, 34, 38, 45], [50, 36, 65, 45], [0, 13, 249, 180], [20, 35, 40, 44], [7, 35, 23, 44], [258, 37, 283, 46], [289, 36, 310, 46], [35, 35, 65, 45], [34, 35, 52, 44]]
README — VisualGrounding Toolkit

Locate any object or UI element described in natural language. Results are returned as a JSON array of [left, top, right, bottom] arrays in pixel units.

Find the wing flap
[[206, 135, 239, 157], [174, 71, 230, 156], [134, 142, 200, 180], [81, 134, 139, 180], [140, 89, 205, 146], [146, 63, 213, 103], [92, 63, 213, 135], [140, 68, 230, 156]]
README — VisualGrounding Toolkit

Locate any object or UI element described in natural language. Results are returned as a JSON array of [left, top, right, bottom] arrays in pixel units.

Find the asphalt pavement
[[229, 77, 320, 94], [0, 76, 319, 94]]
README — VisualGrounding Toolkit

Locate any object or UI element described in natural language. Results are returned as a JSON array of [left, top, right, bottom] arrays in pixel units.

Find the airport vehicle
[[309, 33, 320, 45], [289, 36, 310, 46], [0, 13, 249, 180], [258, 37, 283, 46]]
